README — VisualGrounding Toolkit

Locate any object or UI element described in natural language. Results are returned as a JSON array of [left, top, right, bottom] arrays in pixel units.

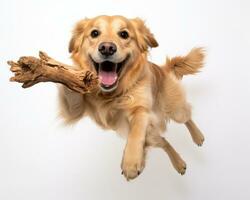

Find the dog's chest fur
[[84, 79, 154, 135], [84, 93, 129, 132]]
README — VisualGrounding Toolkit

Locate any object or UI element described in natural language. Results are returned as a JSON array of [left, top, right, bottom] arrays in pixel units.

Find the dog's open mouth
[[90, 56, 129, 92]]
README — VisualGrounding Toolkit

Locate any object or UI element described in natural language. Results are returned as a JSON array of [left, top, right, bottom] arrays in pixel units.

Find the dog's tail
[[164, 47, 205, 79]]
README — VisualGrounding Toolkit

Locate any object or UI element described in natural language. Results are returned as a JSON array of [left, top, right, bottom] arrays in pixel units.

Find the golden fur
[[58, 15, 205, 180]]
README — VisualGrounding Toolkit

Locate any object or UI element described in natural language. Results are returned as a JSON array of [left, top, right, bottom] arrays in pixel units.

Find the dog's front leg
[[121, 107, 149, 180]]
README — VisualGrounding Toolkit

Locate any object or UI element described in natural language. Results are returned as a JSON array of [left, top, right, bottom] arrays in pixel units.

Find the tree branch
[[8, 51, 99, 94]]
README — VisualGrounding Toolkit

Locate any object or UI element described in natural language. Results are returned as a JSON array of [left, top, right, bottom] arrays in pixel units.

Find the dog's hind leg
[[169, 103, 205, 146], [146, 135, 187, 175], [185, 119, 205, 146]]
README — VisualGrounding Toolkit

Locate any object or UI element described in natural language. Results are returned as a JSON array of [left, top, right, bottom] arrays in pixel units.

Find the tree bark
[[8, 51, 99, 94]]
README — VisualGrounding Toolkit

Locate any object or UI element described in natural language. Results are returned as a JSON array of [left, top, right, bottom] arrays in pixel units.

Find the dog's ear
[[130, 18, 158, 52], [69, 18, 89, 53]]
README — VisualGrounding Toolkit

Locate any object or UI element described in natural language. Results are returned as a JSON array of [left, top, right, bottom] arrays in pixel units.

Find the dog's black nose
[[98, 42, 117, 56]]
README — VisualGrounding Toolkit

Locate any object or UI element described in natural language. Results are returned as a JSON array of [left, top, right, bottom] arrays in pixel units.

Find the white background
[[1, 0, 250, 199]]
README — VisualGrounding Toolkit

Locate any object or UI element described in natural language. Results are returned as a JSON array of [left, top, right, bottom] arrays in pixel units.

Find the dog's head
[[69, 15, 158, 93]]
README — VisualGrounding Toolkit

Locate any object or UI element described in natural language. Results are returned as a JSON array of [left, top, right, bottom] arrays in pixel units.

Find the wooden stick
[[8, 51, 99, 94]]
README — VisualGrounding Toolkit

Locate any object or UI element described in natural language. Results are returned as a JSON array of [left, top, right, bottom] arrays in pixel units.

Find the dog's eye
[[118, 31, 129, 39], [91, 30, 100, 38]]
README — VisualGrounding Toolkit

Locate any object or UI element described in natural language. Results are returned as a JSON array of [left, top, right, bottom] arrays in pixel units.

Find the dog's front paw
[[121, 146, 145, 181]]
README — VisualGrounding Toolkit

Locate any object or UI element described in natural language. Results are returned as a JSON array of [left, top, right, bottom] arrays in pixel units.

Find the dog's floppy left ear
[[131, 18, 158, 52], [69, 18, 89, 53]]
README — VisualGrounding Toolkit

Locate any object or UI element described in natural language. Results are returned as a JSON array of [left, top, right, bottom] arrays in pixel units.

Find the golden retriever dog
[[58, 15, 205, 180]]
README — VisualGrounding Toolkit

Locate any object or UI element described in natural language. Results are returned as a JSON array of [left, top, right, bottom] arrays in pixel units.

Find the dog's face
[[69, 15, 158, 93]]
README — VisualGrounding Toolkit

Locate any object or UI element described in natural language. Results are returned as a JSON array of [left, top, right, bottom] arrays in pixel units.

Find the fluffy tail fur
[[164, 47, 205, 79]]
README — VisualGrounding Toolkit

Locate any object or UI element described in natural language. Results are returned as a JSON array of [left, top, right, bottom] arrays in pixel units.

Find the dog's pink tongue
[[99, 71, 117, 86]]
